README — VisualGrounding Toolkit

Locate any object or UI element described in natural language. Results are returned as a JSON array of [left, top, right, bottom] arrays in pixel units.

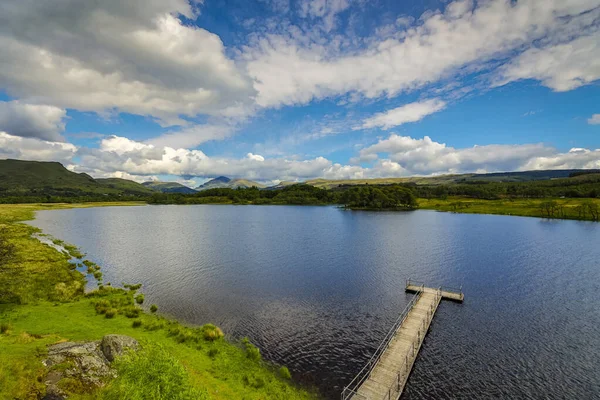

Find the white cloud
[[588, 114, 600, 125], [495, 34, 600, 91], [244, 0, 600, 108], [0, 101, 66, 141], [0, 0, 253, 126], [357, 134, 559, 175], [522, 148, 600, 170], [0, 132, 77, 163], [299, 0, 352, 32], [2, 132, 599, 182], [358, 99, 446, 130], [146, 124, 236, 149]]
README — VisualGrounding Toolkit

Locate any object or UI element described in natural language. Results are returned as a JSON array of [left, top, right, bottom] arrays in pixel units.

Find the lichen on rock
[[42, 335, 139, 399]]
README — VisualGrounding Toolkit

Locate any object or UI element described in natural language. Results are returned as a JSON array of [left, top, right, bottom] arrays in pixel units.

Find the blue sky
[[0, 0, 598, 186]]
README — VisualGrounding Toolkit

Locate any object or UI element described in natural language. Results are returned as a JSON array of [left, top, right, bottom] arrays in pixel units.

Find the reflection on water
[[31, 205, 600, 399]]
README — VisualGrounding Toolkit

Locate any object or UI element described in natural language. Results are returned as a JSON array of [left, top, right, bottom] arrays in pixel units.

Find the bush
[[207, 348, 219, 359], [96, 345, 208, 400], [93, 271, 103, 280], [124, 283, 142, 291], [168, 326, 194, 344], [200, 324, 223, 341], [135, 294, 144, 304], [94, 299, 110, 314], [132, 320, 142, 328], [242, 374, 265, 389], [279, 366, 292, 380], [150, 304, 158, 313], [144, 320, 165, 331], [123, 307, 141, 318], [242, 337, 261, 361], [105, 308, 117, 319], [0, 322, 12, 334]]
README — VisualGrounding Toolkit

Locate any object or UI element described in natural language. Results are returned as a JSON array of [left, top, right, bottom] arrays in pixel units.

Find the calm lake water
[[31, 205, 600, 399]]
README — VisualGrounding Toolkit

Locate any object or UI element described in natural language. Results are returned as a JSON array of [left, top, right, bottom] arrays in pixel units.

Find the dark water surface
[[31, 205, 600, 399]]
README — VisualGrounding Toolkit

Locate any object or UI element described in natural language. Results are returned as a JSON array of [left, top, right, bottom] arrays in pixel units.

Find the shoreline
[[0, 203, 319, 399]]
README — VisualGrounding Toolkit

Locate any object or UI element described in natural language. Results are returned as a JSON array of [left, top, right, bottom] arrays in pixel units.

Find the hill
[[0, 159, 152, 200], [291, 170, 593, 189], [196, 176, 265, 191], [142, 181, 197, 194]]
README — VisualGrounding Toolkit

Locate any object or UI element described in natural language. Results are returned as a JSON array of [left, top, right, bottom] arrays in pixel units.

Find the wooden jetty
[[342, 279, 464, 400]]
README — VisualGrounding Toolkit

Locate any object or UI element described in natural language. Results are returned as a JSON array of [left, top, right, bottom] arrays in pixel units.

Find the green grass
[[418, 197, 600, 221], [0, 204, 317, 400]]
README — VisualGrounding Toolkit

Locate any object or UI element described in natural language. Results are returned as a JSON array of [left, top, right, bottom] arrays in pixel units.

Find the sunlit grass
[[418, 197, 600, 221]]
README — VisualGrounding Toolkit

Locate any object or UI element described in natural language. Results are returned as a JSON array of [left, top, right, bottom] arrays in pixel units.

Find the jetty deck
[[342, 280, 463, 400]]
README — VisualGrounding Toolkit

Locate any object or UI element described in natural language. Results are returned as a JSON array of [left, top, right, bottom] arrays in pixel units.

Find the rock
[[100, 334, 140, 362], [42, 335, 139, 398]]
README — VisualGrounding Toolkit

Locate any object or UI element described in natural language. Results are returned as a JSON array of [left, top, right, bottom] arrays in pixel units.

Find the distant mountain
[[142, 181, 197, 194], [283, 170, 595, 190], [0, 159, 153, 197], [196, 176, 265, 191]]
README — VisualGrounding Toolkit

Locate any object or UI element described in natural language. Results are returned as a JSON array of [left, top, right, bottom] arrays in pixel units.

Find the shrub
[[124, 283, 142, 291], [135, 294, 144, 304], [168, 326, 194, 343], [242, 374, 265, 389], [93, 271, 103, 280], [200, 324, 223, 341], [279, 366, 292, 380], [94, 299, 111, 314], [132, 320, 142, 328], [123, 307, 141, 318], [150, 304, 158, 313], [0, 322, 12, 334], [144, 320, 165, 331], [96, 345, 208, 400], [105, 308, 117, 319], [241, 337, 261, 361], [207, 348, 219, 359]]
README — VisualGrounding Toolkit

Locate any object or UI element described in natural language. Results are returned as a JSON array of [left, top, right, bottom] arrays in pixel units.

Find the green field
[[418, 197, 600, 220], [0, 203, 318, 400]]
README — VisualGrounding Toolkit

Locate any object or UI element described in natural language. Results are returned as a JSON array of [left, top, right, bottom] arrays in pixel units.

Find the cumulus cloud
[[2, 132, 599, 184], [358, 99, 446, 130], [357, 134, 560, 175], [588, 114, 600, 125], [244, 0, 600, 108], [0, 101, 66, 141], [0, 0, 253, 126], [0, 132, 76, 163]]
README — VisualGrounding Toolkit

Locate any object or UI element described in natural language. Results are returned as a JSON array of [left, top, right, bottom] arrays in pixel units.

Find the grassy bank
[[0, 203, 318, 400], [418, 197, 600, 221]]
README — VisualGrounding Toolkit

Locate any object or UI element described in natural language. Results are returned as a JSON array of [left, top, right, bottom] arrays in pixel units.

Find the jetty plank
[[342, 281, 463, 400]]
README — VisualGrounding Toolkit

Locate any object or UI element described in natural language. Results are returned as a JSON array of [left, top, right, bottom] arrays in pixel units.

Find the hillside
[[196, 176, 265, 191], [142, 181, 197, 194], [294, 170, 593, 189], [0, 159, 152, 199]]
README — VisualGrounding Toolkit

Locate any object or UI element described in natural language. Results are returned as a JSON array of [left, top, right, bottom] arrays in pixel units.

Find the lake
[[30, 205, 600, 399]]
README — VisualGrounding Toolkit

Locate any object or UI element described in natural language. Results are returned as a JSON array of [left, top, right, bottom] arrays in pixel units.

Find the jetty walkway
[[342, 279, 463, 400]]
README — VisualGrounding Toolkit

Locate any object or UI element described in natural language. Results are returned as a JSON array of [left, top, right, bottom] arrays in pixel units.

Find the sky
[[0, 0, 599, 187]]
